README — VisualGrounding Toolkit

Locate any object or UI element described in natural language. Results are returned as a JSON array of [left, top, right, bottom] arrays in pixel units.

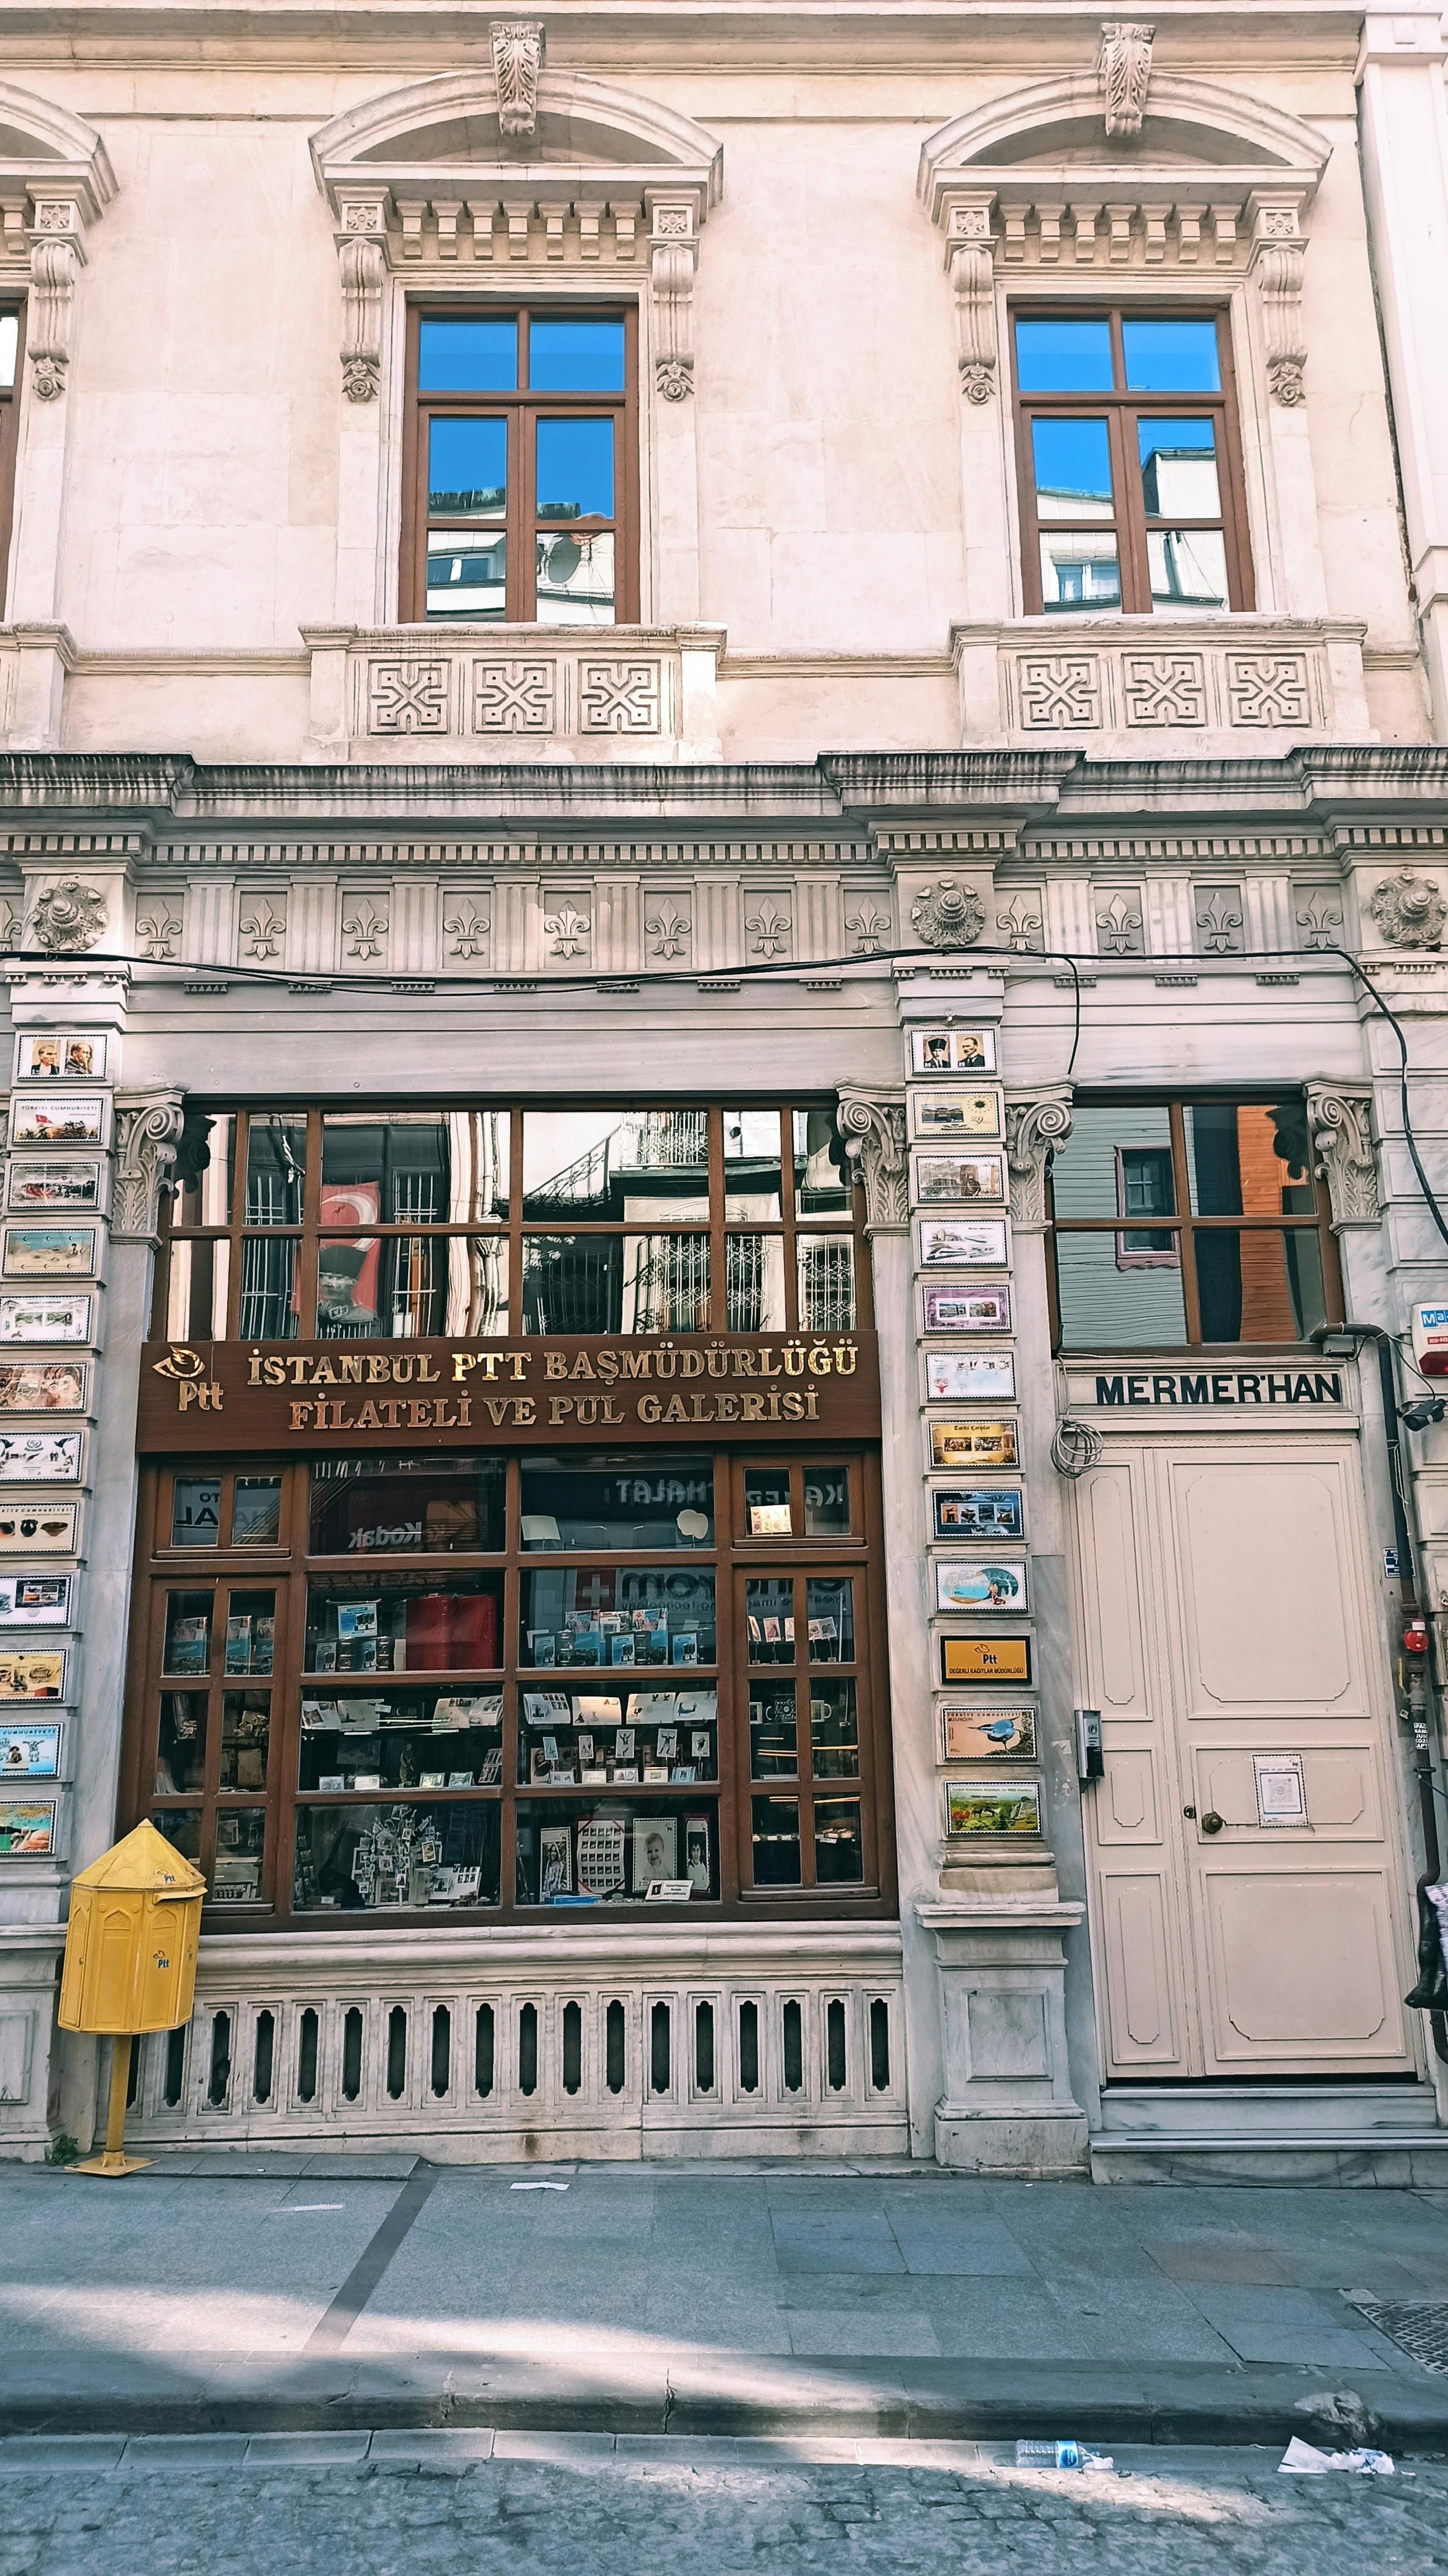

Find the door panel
[[1075, 1435, 1415, 2081]]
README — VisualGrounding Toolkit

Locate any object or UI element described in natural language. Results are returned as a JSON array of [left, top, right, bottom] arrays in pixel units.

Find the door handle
[[1200, 1811, 1225, 1836], [1182, 1804, 1196, 1819]]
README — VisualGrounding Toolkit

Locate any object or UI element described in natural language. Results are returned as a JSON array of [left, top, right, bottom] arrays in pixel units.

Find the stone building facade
[[0, 0, 1445, 2179]]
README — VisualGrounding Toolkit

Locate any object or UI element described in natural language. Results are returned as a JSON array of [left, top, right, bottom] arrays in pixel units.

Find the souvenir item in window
[[911, 1027, 995, 1075], [0, 1799, 58, 1855], [910, 1152, 1004, 1207], [0, 1294, 92, 1345], [613, 1765, 639, 1784], [6, 1161, 105, 1213], [945, 1779, 1042, 1838], [477, 1748, 503, 1785], [632, 1814, 677, 1891], [576, 1694, 622, 1726], [644, 1878, 693, 1901], [432, 1692, 502, 1730], [609, 1631, 635, 1665], [0, 1719, 62, 1777], [655, 1727, 678, 1761], [0, 1502, 78, 1552], [935, 1559, 1029, 1613], [2, 1227, 97, 1280], [8, 1095, 109, 1150], [941, 1636, 1032, 1685], [684, 1813, 710, 1892], [167, 1617, 208, 1676], [448, 1769, 475, 1788], [429, 1865, 483, 1906], [14, 1034, 106, 1081], [0, 1575, 70, 1626], [909, 1091, 1003, 1142], [524, 1689, 571, 1729], [922, 1285, 1011, 1335], [529, 1630, 556, 1665], [691, 1730, 712, 1763], [0, 1650, 66, 1700], [317, 1774, 345, 1791], [406, 1591, 497, 1670], [576, 1732, 595, 1767], [671, 1766, 695, 1784], [929, 1419, 1017, 1471], [576, 1813, 627, 1897], [940, 1703, 1037, 1762], [419, 1770, 447, 1789], [917, 1217, 1009, 1269], [615, 1727, 635, 1762], [643, 1762, 668, 1784], [927, 1352, 1015, 1403], [0, 1362, 86, 1413], [539, 1822, 572, 1900], [749, 1502, 793, 1537]]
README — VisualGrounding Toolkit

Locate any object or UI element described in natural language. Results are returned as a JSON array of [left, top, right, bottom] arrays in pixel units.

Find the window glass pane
[[293, 1802, 500, 1912], [519, 1691, 716, 1789], [219, 1690, 270, 1790], [745, 1470, 793, 1537], [1015, 316, 1114, 391], [300, 1685, 503, 1793], [520, 1454, 713, 1552], [165, 1239, 230, 1341], [244, 1116, 304, 1224], [1194, 1227, 1327, 1344], [1031, 417, 1113, 521], [807, 1575, 854, 1662], [1050, 1104, 1175, 1217], [151, 1805, 202, 1863], [418, 316, 517, 392], [214, 1812, 265, 1909], [536, 417, 614, 521], [232, 1477, 282, 1545], [746, 1576, 794, 1663], [171, 1477, 220, 1548], [752, 1793, 800, 1885], [1146, 527, 1229, 613], [306, 1574, 502, 1673], [518, 1567, 716, 1667], [1039, 530, 1119, 612], [238, 1236, 299, 1341], [725, 1235, 786, 1331], [427, 416, 506, 520], [519, 1232, 709, 1333], [319, 1236, 507, 1336], [1054, 1231, 1187, 1346], [810, 1679, 859, 1779], [804, 1466, 850, 1537], [725, 1109, 781, 1218], [792, 1109, 851, 1216], [522, 1109, 706, 1215], [173, 1114, 234, 1228], [1138, 417, 1220, 517], [535, 529, 614, 626], [798, 1234, 855, 1331], [527, 316, 626, 392], [1122, 316, 1221, 392], [309, 1455, 505, 1556], [425, 529, 506, 619], [156, 1692, 207, 1793], [814, 1797, 863, 1882], [750, 1682, 798, 1777], [321, 1113, 508, 1223], [163, 1591, 213, 1676], [0, 312, 16, 389], [224, 1588, 275, 1675], [514, 1800, 712, 1905]]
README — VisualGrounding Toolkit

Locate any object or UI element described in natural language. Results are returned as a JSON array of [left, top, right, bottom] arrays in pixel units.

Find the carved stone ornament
[[1369, 867, 1445, 951], [1249, 204, 1307, 408], [1303, 1081, 1380, 1231], [944, 201, 997, 404], [337, 231, 384, 402], [1005, 1089, 1075, 1229], [1098, 22, 1155, 138], [28, 877, 108, 955], [649, 202, 699, 401], [910, 879, 985, 952], [835, 1095, 908, 1232], [27, 214, 85, 402], [491, 20, 544, 139], [112, 1090, 187, 1243]]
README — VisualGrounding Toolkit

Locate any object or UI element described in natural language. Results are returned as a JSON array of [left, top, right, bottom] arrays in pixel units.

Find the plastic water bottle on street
[[1016, 2441, 1111, 2470]]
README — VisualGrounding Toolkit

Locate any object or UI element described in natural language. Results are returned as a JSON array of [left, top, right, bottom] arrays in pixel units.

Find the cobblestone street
[[3, 2439, 1446, 2576]]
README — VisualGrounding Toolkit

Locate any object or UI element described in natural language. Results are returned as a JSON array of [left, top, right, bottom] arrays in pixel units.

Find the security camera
[[1399, 1398, 1447, 1432]]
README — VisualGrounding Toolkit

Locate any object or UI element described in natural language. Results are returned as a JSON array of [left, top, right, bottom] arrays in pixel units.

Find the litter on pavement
[[1278, 2436, 1395, 2475], [1015, 2441, 1114, 2471], [510, 2179, 570, 2191]]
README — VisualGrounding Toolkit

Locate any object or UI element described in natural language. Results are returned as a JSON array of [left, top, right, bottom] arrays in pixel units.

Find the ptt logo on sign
[[1413, 1307, 1448, 1379]]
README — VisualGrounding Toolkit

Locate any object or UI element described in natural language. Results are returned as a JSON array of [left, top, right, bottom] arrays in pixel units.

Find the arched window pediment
[[0, 81, 115, 402]]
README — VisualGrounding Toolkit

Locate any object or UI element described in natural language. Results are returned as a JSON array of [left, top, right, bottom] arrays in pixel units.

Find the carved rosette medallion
[[28, 878, 108, 955], [910, 879, 985, 953], [1369, 869, 1445, 951]]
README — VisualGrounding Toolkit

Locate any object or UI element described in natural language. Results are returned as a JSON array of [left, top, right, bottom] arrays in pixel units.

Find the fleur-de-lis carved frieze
[[343, 902, 389, 962], [645, 903, 692, 962], [443, 901, 491, 961], [546, 904, 591, 960], [746, 900, 792, 959], [239, 900, 287, 963]]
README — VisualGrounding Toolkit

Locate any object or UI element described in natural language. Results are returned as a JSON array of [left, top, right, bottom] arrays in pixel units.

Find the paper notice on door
[[1254, 1752, 1308, 1828]]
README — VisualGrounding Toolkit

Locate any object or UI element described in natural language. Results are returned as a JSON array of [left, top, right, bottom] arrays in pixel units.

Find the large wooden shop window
[[1047, 1094, 1342, 1349], [119, 1443, 893, 1926]]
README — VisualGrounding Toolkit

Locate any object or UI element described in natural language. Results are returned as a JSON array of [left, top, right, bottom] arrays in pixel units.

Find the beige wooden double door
[[1072, 1436, 1416, 2080]]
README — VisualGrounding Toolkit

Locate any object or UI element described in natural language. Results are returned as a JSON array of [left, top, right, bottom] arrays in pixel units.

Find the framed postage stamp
[[941, 1634, 1033, 1686], [8, 1094, 110, 1152], [0, 1433, 83, 1483], [926, 1350, 1016, 1403], [921, 1284, 1012, 1336], [928, 1418, 1019, 1471], [0, 1362, 87, 1414], [5, 1162, 106, 1217], [13, 1034, 106, 1082], [0, 1575, 71, 1627], [944, 1778, 1043, 1838], [0, 1648, 67, 1701], [2, 1227, 99, 1280], [916, 1216, 1010, 1270], [938, 1702, 1037, 1762], [0, 1500, 80, 1552], [931, 1485, 1025, 1543], [0, 1294, 93, 1345], [935, 1557, 1029, 1614], [0, 1717, 65, 1778], [911, 1152, 1005, 1208], [909, 1028, 996, 1077], [909, 1090, 1004, 1144], [0, 1798, 61, 1856]]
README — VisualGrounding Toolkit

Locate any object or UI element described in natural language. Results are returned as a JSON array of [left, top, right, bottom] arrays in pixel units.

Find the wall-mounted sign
[[0, 1575, 71, 1627], [138, 1334, 881, 1453], [0, 1435, 82, 1483], [13, 1034, 106, 1082], [941, 1635, 1032, 1685], [0, 1501, 79, 1553], [927, 1351, 1015, 1403], [939, 1702, 1036, 1762], [932, 1485, 1024, 1543], [944, 1778, 1042, 1838], [0, 1294, 94, 1346], [917, 1217, 1010, 1270], [1063, 1367, 1348, 1414], [910, 1028, 996, 1076], [0, 1649, 66, 1701], [929, 1419, 1018, 1471], [909, 1090, 1004, 1144], [1254, 1752, 1308, 1829]]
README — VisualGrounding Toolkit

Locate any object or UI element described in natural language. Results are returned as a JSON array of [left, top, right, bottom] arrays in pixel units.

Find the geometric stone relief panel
[[1001, 637, 1327, 740]]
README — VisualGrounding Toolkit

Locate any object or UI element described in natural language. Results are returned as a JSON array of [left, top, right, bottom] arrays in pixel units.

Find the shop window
[[401, 308, 637, 626], [0, 306, 21, 615], [121, 1446, 889, 1926], [1012, 310, 1252, 616], [1048, 1095, 1339, 1348], [158, 1102, 864, 1340]]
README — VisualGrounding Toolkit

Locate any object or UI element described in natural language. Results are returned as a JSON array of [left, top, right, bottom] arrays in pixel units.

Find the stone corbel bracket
[[112, 1089, 186, 1244], [939, 189, 999, 405], [1303, 1080, 1380, 1230], [647, 193, 700, 401], [0, 84, 115, 403], [836, 1094, 908, 1233], [1005, 1086, 1074, 1230], [1248, 191, 1308, 407], [334, 189, 390, 402]]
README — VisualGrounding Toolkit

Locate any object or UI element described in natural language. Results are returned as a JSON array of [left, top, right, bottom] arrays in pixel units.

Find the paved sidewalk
[[5, 2157, 1448, 2451]]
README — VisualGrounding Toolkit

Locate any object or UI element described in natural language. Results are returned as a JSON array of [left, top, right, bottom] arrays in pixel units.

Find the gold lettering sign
[[941, 1636, 1032, 1685]]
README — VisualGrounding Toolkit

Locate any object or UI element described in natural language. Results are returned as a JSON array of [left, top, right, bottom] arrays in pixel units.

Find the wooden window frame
[[1046, 1092, 1342, 1350], [1011, 304, 1254, 618], [0, 300, 25, 618], [399, 303, 639, 627]]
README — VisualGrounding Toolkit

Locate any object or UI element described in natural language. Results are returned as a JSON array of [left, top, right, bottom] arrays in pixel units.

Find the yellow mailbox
[[59, 1820, 206, 2176]]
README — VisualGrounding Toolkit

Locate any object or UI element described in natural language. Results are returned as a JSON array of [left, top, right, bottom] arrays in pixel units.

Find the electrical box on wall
[[1074, 1708, 1103, 1783]]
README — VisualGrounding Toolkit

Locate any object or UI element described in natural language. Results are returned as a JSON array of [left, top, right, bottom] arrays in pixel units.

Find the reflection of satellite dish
[[677, 1509, 709, 1542], [545, 535, 583, 583]]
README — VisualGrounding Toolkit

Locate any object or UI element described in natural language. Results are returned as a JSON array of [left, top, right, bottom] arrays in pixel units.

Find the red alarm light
[[1404, 1618, 1431, 1657]]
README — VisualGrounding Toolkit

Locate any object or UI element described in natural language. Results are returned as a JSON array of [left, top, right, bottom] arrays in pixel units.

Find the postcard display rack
[[0, 1031, 115, 1871], [907, 1021, 1045, 1861]]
